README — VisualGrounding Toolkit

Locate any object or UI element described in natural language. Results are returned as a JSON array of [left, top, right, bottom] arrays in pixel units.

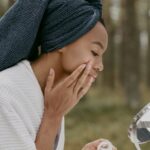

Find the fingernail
[[49, 68, 53, 75], [87, 63, 92, 71]]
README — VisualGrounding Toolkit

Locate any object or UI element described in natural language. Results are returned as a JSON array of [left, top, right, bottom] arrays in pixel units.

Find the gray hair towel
[[0, 0, 103, 71]]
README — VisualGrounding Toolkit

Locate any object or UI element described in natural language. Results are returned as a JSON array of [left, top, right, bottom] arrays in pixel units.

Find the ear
[[58, 47, 67, 53]]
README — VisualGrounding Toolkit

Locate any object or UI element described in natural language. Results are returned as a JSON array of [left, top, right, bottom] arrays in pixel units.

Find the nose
[[94, 64, 104, 72], [93, 59, 104, 72]]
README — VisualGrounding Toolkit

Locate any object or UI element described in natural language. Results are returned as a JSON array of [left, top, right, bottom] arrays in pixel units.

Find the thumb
[[45, 68, 55, 92]]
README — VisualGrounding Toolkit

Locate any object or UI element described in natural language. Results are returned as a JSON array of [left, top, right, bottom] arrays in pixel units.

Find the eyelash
[[91, 50, 99, 56]]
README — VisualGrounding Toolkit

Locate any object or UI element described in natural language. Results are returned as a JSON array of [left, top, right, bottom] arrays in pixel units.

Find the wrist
[[35, 110, 63, 150], [43, 109, 63, 124]]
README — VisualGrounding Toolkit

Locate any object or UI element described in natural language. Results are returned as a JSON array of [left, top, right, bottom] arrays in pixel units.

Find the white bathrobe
[[0, 60, 65, 150]]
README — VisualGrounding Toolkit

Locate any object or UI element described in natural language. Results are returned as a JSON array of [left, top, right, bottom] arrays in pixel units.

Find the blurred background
[[0, 0, 150, 150]]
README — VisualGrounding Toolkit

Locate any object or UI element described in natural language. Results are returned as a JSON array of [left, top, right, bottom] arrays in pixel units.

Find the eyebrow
[[92, 41, 104, 50]]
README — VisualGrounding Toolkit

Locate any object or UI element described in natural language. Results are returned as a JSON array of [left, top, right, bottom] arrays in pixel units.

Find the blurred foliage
[[65, 86, 150, 150]]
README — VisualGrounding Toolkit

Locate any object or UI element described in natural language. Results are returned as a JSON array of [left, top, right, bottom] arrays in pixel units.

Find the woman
[[0, 0, 117, 150]]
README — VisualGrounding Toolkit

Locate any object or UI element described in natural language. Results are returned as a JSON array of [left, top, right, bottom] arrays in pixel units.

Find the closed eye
[[91, 50, 99, 56]]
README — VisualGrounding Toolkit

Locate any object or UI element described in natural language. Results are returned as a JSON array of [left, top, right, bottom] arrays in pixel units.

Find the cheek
[[61, 49, 93, 73]]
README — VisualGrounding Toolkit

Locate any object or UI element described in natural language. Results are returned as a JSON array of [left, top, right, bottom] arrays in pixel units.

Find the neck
[[30, 52, 66, 93]]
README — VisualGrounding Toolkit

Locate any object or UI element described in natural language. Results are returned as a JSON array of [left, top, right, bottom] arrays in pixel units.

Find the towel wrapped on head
[[0, 0, 103, 71]]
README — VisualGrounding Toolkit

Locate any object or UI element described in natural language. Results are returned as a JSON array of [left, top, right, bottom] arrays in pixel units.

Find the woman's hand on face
[[44, 61, 94, 119], [81, 139, 117, 150]]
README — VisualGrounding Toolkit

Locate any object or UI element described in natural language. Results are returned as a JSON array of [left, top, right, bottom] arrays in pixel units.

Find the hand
[[44, 62, 94, 119], [81, 139, 117, 150]]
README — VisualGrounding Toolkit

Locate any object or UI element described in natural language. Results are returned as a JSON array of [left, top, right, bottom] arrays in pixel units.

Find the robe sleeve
[[0, 100, 37, 150]]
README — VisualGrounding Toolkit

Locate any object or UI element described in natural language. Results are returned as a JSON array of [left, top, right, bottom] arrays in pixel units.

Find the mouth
[[88, 74, 97, 80]]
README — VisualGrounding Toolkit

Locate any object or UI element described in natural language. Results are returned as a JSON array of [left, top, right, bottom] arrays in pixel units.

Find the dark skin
[[31, 22, 108, 92], [31, 22, 117, 150]]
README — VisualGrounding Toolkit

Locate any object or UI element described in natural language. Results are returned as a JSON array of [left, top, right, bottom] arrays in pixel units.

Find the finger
[[45, 68, 55, 92], [74, 62, 92, 94], [64, 64, 86, 87], [77, 77, 94, 101], [70, 80, 77, 90]]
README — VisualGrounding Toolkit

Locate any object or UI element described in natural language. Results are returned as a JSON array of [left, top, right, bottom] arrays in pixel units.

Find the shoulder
[[0, 81, 17, 107], [0, 60, 29, 106]]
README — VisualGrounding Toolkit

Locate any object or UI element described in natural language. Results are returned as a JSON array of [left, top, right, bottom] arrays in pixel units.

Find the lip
[[89, 74, 97, 80]]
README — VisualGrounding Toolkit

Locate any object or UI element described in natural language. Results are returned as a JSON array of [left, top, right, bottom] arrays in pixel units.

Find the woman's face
[[59, 22, 108, 81]]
